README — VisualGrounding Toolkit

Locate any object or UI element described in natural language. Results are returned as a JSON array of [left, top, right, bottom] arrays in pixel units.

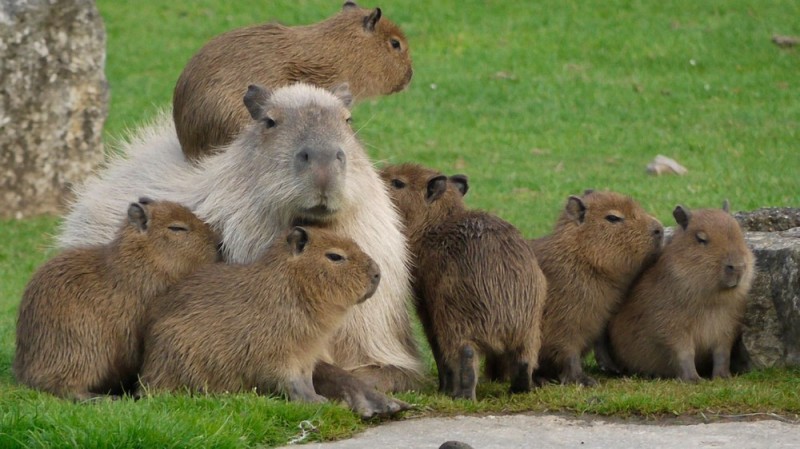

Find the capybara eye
[[605, 214, 623, 223], [696, 232, 709, 244], [346, 116, 353, 125], [390, 38, 401, 50], [391, 179, 406, 189], [168, 225, 189, 232], [326, 252, 345, 262], [263, 117, 277, 128]]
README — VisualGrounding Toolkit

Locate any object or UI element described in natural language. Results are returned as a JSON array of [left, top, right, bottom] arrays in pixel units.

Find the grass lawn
[[2, 0, 799, 447]]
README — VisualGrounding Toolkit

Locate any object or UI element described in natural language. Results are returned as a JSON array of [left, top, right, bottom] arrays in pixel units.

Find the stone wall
[[0, 0, 108, 219]]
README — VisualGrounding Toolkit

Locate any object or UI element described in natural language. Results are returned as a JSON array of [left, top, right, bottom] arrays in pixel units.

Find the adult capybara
[[57, 83, 419, 418], [174, 1, 413, 160], [529, 190, 663, 386], [14, 199, 219, 400], [380, 163, 547, 400], [139, 226, 380, 402], [608, 202, 755, 382]]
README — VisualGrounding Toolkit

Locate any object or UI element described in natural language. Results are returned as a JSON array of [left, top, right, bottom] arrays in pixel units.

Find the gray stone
[[0, 0, 108, 219], [735, 207, 800, 232], [734, 227, 800, 371]]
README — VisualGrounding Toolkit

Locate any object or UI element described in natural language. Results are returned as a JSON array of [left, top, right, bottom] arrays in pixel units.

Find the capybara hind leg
[[676, 349, 702, 383], [350, 364, 421, 393], [593, 330, 622, 375], [313, 362, 410, 420], [559, 353, 597, 387], [711, 345, 732, 379], [452, 344, 477, 400], [286, 375, 326, 403], [484, 353, 509, 383], [508, 351, 534, 394]]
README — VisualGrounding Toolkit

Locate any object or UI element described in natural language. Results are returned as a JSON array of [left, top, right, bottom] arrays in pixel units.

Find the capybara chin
[[138, 226, 379, 402], [57, 82, 421, 417], [14, 199, 219, 400], [380, 163, 548, 400], [530, 190, 663, 386], [608, 202, 755, 382], [174, 1, 413, 160]]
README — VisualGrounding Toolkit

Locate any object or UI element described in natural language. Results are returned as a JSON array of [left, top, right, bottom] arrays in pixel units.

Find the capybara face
[[379, 163, 468, 236], [671, 204, 755, 292], [241, 84, 357, 225], [341, 2, 413, 94], [121, 198, 221, 279], [284, 226, 380, 305], [559, 190, 664, 277]]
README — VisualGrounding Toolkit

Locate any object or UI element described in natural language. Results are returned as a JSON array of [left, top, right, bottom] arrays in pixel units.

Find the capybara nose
[[723, 263, 744, 288], [359, 260, 381, 304]]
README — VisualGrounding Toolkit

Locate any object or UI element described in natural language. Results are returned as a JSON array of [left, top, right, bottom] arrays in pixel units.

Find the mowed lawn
[[2, 0, 799, 447]]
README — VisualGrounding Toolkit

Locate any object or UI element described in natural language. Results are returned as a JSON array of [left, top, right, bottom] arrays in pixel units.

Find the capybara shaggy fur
[[530, 190, 663, 386], [139, 226, 380, 402], [174, 1, 413, 160], [380, 163, 547, 400], [14, 199, 219, 400], [57, 83, 420, 417], [608, 202, 755, 381]]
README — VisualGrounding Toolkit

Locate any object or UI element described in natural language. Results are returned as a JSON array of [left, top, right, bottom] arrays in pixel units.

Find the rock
[[0, 0, 108, 219], [439, 442, 475, 449], [733, 227, 800, 371], [735, 208, 800, 232]]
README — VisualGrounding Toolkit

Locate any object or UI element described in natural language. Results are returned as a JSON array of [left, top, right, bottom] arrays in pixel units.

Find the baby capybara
[[608, 202, 755, 382], [530, 190, 663, 386], [14, 199, 220, 400], [380, 163, 547, 400], [138, 226, 380, 403]]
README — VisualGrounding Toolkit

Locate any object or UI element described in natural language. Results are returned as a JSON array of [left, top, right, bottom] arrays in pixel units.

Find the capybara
[[14, 199, 219, 400], [139, 226, 380, 402], [57, 83, 419, 418], [380, 163, 547, 400], [173, 1, 413, 160], [607, 202, 755, 382], [528, 190, 663, 386]]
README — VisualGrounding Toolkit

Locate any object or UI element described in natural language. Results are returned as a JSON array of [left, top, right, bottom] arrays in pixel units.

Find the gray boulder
[[736, 207, 800, 232], [0, 0, 108, 219]]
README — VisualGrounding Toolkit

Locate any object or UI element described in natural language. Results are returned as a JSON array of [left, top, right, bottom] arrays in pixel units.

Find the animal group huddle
[[13, 2, 755, 419]]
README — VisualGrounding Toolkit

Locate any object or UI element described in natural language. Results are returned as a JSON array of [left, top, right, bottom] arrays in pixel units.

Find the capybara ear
[[722, 199, 730, 213], [565, 195, 587, 224], [450, 174, 469, 197], [243, 84, 272, 120], [363, 7, 382, 32], [287, 226, 309, 255], [128, 202, 149, 232], [331, 83, 353, 109], [673, 205, 691, 230], [137, 196, 153, 205], [342, 0, 359, 10], [583, 189, 595, 196], [426, 175, 448, 203]]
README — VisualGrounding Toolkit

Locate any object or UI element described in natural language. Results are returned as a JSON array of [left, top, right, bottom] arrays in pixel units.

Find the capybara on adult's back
[[139, 226, 380, 402], [530, 190, 663, 386], [173, 1, 413, 160], [14, 199, 219, 400], [608, 203, 755, 381], [380, 163, 548, 400]]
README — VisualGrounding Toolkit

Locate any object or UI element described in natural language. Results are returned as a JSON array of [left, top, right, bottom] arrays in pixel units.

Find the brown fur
[[531, 190, 663, 386], [380, 163, 547, 400], [608, 203, 755, 381], [138, 226, 380, 402], [14, 199, 219, 400], [173, 1, 413, 161]]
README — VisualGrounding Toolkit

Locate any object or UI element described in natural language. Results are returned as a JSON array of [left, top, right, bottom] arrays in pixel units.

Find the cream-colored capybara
[[380, 163, 547, 400], [57, 83, 419, 418], [14, 199, 219, 400], [139, 226, 380, 403], [527, 190, 663, 386], [608, 202, 755, 382], [174, 1, 412, 160]]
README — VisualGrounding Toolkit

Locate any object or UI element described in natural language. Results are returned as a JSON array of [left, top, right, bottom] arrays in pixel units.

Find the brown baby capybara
[[380, 163, 548, 400], [138, 226, 380, 403], [527, 190, 663, 386], [14, 199, 220, 400], [174, 1, 413, 160], [608, 202, 755, 382]]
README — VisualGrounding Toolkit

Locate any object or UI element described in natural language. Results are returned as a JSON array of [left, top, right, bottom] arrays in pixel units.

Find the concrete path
[[282, 414, 800, 449]]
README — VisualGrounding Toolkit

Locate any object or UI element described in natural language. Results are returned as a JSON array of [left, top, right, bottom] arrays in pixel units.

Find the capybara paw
[[351, 388, 410, 420]]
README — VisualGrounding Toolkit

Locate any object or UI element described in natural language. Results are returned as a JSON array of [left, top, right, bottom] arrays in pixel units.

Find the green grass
[[2, 0, 799, 446]]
